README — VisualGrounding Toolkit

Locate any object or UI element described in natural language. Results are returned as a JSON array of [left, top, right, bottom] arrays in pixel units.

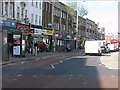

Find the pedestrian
[[38, 41, 45, 52], [33, 41, 38, 56]]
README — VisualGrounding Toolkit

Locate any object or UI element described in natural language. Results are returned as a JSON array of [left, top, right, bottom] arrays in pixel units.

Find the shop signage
[[13, 35, 21, 45], [41, 29, 53, 35], [0, 17, 3, 25], [3, 20, 16, 27], [13, 46, 20, 55], [46, 30, 53, 35], [13, 33, 21, 56], [17, 24, 30, 35], [34, 29, 42, 34]]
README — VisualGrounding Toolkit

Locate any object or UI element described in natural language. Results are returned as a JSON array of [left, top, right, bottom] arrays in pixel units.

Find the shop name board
[[42, 30, 53, 35], [0, 18, 3, 25], [3, 20, 16, 27], [34, 29, 42, 34]]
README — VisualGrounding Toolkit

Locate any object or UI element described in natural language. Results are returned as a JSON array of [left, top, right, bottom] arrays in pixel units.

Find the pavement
[[100, 51, 119, 70], [1, 49, 84, 66]]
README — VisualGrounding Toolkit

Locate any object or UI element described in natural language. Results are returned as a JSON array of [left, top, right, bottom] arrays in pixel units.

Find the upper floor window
[[49, 3, 50, 12], [31, 14, 34, 23], [21, 8, 24, 20], [17, 6, 20, 19], [32, 0, 34, 6], [35, 15, 37, 24], [36, 2, 38, 8], [42, 2, 45, 10], [10, 2, 13, 18], [39, 16, 41, 25], [25, 10, 27, 18], [39, 2, 41, 9], [46, 2, 48, 11], [5, 2, 8, 16]]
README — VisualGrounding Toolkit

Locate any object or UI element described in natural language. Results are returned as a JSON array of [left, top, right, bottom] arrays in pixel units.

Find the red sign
[[16, 24, 30, 35], [110, 39, 118, 44], [13, 35, 21, 45]]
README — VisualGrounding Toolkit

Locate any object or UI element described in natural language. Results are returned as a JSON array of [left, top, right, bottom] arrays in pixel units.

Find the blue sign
[[0, 17, 4, 27], [3, 20, 16, 27]]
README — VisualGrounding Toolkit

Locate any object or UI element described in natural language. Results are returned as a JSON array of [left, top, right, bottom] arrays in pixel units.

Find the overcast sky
[[59, 0, 118, 35]]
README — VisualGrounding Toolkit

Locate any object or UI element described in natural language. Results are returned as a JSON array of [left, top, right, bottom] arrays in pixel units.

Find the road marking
[[13, 79, 17, 80], [21, 61, 25, 64], [51, 64, 55, 69], [60, 60, 63, 63], [17, 75, 22, 77], [33, 75, 37, 77]]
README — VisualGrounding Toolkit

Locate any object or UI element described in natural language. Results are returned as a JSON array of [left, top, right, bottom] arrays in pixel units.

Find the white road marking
[[60, 60, 63, 63], [17, 75, 22, 77], [51, 64, 55, 69], [33, 75, 37, 77], [21, 62, 25, 64]]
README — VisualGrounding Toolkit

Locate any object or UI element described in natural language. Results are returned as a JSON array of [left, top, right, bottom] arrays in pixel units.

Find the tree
[[78, 5, 88, 17], [67, 1, 88, 17]]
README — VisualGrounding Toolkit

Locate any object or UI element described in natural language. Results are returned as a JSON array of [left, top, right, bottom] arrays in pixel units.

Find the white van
[[85, 40, 102, 55], [108, 43, 118, 51]]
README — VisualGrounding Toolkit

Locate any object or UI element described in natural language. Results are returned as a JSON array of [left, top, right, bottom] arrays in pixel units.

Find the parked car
[[101, 44, 110, 53]]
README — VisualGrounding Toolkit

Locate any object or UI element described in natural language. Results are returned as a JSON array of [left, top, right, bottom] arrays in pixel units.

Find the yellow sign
[[46, 30, 53, 35]]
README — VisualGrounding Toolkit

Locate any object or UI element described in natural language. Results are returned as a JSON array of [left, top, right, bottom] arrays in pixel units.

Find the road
[[2, 51, 119, 88]]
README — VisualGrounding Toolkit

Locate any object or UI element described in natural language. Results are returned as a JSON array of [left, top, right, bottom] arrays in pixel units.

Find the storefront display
[[13, 32, 21, 56], [13, 46, 20, 55]]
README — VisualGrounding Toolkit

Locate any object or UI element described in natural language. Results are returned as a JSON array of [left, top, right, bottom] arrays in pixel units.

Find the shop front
[[42, 29, 54, 51], [2, 18, 23, 57], [16, 23, 30, 55], [52, 30, 67, 52]]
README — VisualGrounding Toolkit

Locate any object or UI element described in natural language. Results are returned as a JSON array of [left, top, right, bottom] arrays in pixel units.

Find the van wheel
[[85, 53, 88, 55], [99, 53, 102, 56]]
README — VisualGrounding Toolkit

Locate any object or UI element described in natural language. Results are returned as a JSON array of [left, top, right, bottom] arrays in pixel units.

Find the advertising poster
[[22, 40, 25, 51], [13, 35, 21, 45], [13, 46, 20, 55]]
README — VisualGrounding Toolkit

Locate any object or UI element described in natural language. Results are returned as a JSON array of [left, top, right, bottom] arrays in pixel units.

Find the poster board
[[13, 46, 20, 55], [13, 32, 21, 56]]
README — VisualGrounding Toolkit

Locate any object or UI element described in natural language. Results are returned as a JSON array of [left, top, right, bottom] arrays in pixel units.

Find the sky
[[59, 0, 118, 36]]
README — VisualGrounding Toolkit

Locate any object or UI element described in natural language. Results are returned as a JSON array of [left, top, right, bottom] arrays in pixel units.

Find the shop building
[[42, 1, 53, 51], [85, 18, 97, 40], [14, 0, 43, 53], [52, 2, 77, 51], [78, 16, 86, 47]]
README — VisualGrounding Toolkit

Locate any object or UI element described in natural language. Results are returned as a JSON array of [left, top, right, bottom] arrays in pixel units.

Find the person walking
[[38, 41, 45, 52], [33, 41, 38, 56]]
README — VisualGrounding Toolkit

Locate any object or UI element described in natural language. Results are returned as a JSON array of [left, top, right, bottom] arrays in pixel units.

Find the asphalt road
[[2, 51, 119, 88]]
